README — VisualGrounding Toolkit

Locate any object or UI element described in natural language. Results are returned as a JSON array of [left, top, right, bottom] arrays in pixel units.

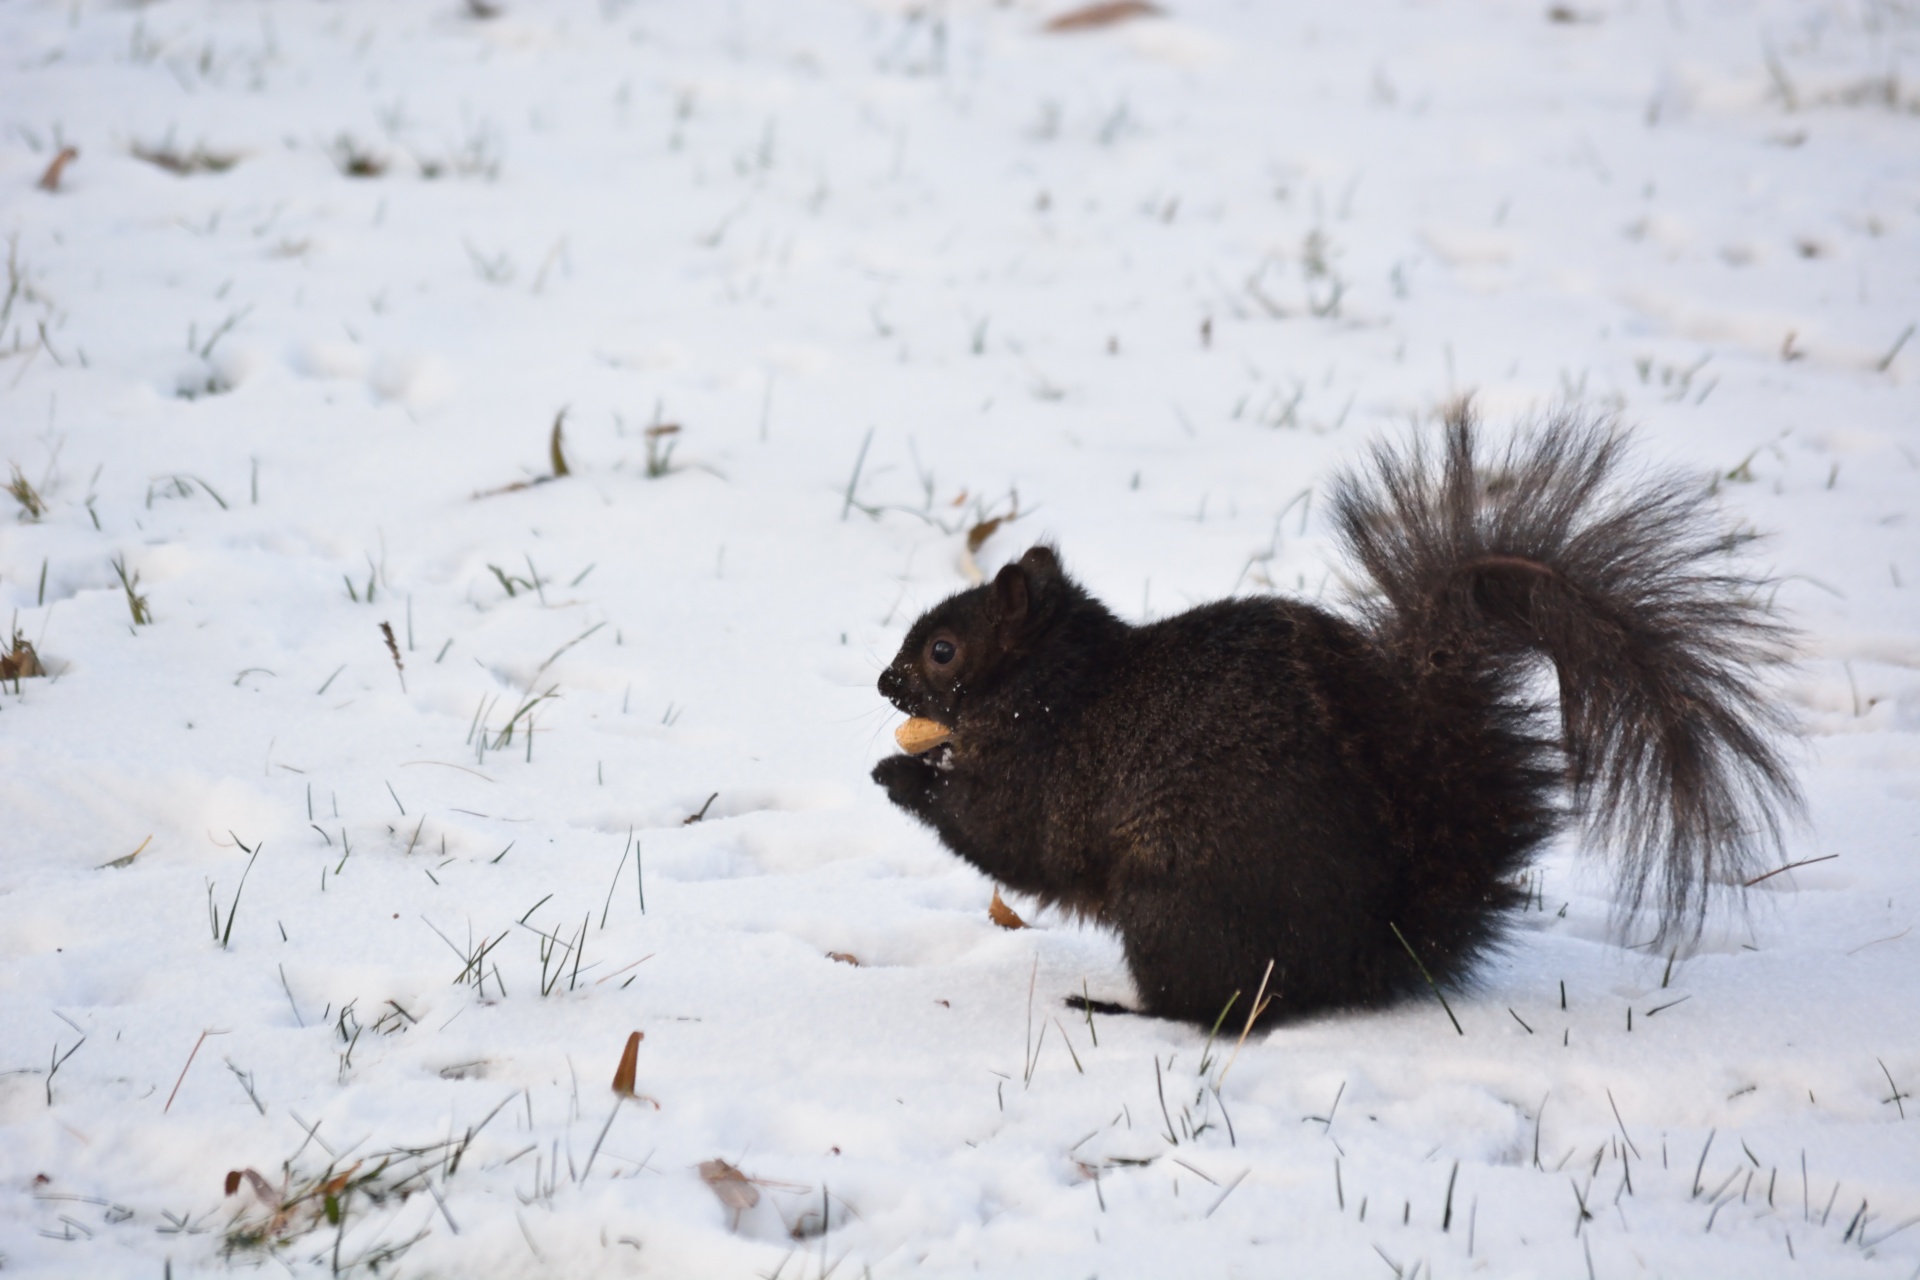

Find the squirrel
[[871, 406, 1801, 1027]]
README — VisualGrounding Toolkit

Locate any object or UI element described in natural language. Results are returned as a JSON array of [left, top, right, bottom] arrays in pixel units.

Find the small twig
[[164, 1029, 228, 1113], [1848, 927, 1912, 955]]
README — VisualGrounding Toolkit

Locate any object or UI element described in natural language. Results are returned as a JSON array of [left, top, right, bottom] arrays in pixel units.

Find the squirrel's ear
[[992, 561, 1031, 637], [1018, 544, 1061, 582]]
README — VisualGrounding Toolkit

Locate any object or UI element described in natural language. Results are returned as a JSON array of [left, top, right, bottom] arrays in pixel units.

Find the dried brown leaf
[[989, 888, 1028, 930], [699, 1159, 760, 1212], [0, 632, 44, 681], [1045, 2, 1164, 33], [966, 515, 1008, 554], [319, 1162, 360, 1199], [612, 1030, 643, 1097], [37, 147, 78, 192]]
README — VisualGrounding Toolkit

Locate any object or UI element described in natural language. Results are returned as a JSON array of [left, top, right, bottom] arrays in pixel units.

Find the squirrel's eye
[[929, 638, 956, 665]]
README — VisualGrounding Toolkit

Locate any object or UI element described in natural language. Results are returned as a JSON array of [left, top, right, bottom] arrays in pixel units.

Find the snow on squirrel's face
[[877, 589, 990, 729], [877, 545, 1067, 731]]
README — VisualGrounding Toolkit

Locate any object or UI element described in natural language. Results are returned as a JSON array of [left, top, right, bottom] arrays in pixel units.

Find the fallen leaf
[[319, 1162, 361, 1199], [0, 632, 44, 681], [699, 1159, 760, 1212], [612, 1030, 643, 1097], [989, 888, 1028, 930], [37, 146, 78, 192], [966, 515, 1007, 553], [1045, 2, 1164, 33]]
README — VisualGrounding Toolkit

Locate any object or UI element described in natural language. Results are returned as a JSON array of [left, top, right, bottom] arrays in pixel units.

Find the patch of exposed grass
[[1, 629, 45, 685], [111, 555, 152, 625], [133, 139, 242, 176], [6, 463, 45, 520]]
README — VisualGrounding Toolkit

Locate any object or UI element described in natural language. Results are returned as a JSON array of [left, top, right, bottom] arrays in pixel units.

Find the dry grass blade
[[165, 1028, 227, 1113], [1045, 1, 1163, 32], [548, 409, 571, 477], [1743, 853, 1838, 887], [1214, 959, 1275, 1089], [1390, 921, 1464, 1035], [98, 834, 152, 870]]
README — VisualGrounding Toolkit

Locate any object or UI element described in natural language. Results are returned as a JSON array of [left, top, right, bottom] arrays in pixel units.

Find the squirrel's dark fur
[[872, 407, 1800, 1026]]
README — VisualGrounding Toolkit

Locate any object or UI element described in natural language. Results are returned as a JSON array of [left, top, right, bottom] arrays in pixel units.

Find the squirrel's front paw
[[872, 753, 939, 813]]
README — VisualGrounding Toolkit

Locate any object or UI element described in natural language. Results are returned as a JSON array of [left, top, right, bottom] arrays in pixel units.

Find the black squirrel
[[871, 406, 1800, 1026]]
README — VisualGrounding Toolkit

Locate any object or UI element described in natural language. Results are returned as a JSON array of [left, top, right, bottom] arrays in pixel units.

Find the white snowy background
[[1, 0, 1917, 1275]]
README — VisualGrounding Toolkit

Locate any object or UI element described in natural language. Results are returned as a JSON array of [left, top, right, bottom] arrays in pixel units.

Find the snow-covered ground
[[1, 0, 1916, 1275]]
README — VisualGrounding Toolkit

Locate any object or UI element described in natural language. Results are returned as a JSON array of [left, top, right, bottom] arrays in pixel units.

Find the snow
[[0, 0, 1916, 1275]]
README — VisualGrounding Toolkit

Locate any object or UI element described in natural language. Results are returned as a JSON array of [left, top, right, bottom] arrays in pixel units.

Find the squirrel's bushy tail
[[1330, 404, 1800, 943]]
